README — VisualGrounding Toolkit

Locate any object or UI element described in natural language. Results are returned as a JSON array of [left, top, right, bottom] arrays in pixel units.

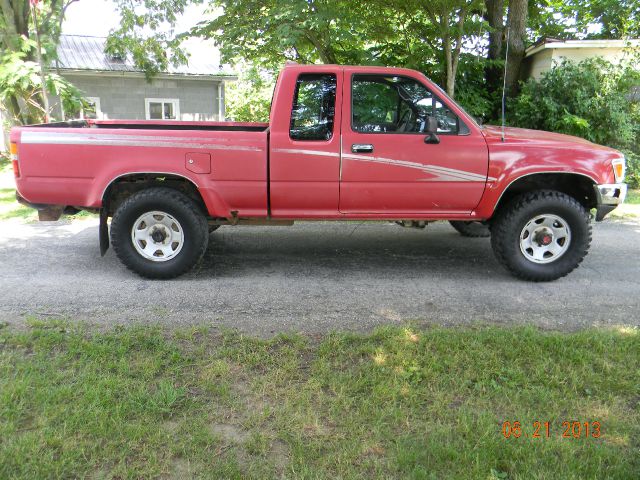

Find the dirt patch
[[270, 438, 290, 475], [168, 458, 194, 479], [209, 423, 250, 443]]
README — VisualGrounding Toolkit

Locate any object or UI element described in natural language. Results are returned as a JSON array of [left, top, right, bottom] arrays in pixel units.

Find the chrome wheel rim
[[519, 214, 571, 264], [131, 211, 184, 262]]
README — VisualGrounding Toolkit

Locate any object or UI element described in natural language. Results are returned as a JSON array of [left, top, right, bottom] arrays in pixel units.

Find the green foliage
[[454, 55, 498, 121], [529, 0, 640, 40], [224, 64, 274, 122], [194, 0, 375, 66], [106, 0, 193, 79], [0, 1, 88, 125], [196, 0, 486, 97], [624, 150, 640, 189], [511, 57, 640, 186], [0, 49, 84, 125]]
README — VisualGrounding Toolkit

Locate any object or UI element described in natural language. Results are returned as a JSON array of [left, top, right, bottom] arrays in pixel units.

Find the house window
[[80, 97, 102, 119], [145, 98, 180, 120]]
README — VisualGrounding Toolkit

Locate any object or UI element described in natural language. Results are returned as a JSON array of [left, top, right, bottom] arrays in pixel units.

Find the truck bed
[[12, 121, 270, 218]]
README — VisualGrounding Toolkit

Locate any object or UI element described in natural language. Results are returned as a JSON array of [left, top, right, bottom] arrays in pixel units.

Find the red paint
[[10, 64, 624, 221]]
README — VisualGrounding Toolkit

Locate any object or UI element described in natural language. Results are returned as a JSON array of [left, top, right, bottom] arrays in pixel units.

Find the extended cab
[[9, 63, 627, 280]]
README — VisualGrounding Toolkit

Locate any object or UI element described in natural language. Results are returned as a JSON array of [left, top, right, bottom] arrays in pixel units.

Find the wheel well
[[103, 174, 207, 216], [493, 173, 597, 215]]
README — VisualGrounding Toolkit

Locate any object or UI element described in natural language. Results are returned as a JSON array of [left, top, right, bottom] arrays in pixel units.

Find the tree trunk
[[443, 33, 455, 97], [484, 0, 504, 97], [504, 0, 527, 97]]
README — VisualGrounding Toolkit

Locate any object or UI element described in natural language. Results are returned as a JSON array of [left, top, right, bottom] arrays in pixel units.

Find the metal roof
[[56, 35, 233, 77]]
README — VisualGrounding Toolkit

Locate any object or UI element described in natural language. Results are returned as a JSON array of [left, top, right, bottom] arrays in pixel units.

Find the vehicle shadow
[[193, 222, 501, 280]]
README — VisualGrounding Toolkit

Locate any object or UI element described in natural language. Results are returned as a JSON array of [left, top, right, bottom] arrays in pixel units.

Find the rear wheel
[[111, 187, 209, 279], [449, 220, 490, 237], [490, 190, 591, 281]]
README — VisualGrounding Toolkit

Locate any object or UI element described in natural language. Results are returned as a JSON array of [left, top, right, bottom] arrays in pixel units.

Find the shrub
[[511, 57, 640, 188]]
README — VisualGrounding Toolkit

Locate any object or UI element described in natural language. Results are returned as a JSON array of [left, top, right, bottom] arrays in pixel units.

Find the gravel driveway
[[1, 218, 638, 335]]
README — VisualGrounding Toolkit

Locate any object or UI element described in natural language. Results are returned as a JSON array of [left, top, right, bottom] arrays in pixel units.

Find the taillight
[[10, 142, 19, 177]]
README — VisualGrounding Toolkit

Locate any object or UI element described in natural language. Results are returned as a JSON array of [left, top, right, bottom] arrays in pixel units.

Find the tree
[[192, 0, 373, 67], [193, 0, 486, 98], [0, 0, 82, 125], [106, 0, 193, 79], [503, 0, 527, 97], [484, 0, 504, 95], [529, 0, 640, 40], [411, 0, 485, 98]]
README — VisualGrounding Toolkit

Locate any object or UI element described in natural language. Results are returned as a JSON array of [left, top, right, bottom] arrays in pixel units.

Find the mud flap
[[99, 208, 109, 256]]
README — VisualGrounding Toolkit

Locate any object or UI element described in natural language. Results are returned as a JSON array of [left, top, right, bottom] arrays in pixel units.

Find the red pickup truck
[[9, 63, 627, 281]]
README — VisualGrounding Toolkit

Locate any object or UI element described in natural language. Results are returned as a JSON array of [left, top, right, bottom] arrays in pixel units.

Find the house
[[54, 34, 236, 121], [522, 38, 640, 80]]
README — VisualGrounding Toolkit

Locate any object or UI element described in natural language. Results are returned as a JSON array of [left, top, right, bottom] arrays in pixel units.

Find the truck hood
[[481, 125, 597, 147], [480, 125, 624, 186]]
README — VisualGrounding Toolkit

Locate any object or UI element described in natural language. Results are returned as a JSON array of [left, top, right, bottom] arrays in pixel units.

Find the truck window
[[290, 74, 337, 141], [352, 75, 461, 134]]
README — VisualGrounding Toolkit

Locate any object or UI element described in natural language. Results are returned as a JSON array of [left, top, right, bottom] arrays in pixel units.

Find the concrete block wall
[[62, 73, 223, 121]]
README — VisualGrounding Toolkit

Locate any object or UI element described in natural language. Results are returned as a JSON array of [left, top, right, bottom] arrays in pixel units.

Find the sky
[[61, 0, 222, 68]]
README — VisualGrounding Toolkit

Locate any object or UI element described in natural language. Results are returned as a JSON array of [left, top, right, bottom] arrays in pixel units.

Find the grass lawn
[[626, 189, 640, 204], [0, 321, 637, 479]]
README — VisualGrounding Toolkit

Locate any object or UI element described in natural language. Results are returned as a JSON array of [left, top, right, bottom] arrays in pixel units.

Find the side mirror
[[424, 116, 440, 144]]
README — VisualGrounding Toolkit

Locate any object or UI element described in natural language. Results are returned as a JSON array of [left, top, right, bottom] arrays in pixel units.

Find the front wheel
[[490, 190, 591, 281], [111, 187, 209, 279]]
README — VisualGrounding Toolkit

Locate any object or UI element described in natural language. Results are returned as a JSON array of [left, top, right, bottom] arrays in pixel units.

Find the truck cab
[[268, 64, 489, 218]]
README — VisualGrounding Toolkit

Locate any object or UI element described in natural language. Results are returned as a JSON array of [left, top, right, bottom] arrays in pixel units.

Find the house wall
[[522, 49, 553, 80], [524, 47, 633, 80], [551, 47, 628, 67], [61, 73, 223, 121]]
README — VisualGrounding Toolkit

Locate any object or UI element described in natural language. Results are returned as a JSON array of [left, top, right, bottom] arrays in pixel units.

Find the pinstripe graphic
[[273, 148, 340, 157], [272, 148, 493, 182], [343, 154, 495, 182], [23, 134, 493, 182], [21, 131, 262, 152]]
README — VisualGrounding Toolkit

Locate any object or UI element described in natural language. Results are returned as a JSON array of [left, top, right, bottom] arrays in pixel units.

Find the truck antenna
[[501, 27, 510, 142]]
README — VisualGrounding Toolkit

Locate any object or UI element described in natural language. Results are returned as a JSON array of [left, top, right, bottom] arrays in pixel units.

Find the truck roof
[[281, 62, 426, 77]]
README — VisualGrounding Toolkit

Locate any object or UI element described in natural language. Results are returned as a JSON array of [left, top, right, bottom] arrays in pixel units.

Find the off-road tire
[[111, 187, 209, 279], [449, 220, 491, 237], [490, 190, 591, 281]]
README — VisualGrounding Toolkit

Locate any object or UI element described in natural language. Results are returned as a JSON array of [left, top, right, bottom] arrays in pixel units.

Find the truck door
[[339, 70, 489, 215], [269, 68, 343, 217]]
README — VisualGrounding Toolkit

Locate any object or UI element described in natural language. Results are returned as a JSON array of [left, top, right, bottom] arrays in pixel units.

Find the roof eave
[[55, 68, 237, 81], [525, 38, 640, 58]]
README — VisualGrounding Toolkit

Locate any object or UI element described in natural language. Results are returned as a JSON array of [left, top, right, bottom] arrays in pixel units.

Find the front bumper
[[593, 183, 627, 221]]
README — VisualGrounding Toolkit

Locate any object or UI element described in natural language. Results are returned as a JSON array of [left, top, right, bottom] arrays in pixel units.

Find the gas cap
[[185, 153, 211, 174]]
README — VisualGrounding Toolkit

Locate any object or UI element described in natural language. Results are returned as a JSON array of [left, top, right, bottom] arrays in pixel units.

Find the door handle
[[351, 143, 374, 153]]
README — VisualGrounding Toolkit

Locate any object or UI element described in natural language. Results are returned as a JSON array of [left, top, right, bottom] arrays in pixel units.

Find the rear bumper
[[593, 183, 627, 221], [16, 192, 65, 221]]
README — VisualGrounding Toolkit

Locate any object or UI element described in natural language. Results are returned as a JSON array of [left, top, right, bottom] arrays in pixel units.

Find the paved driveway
[[0, 219, 638, 335]]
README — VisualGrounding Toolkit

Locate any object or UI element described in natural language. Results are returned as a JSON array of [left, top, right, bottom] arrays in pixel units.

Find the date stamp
[[501, 421, 601, 439]]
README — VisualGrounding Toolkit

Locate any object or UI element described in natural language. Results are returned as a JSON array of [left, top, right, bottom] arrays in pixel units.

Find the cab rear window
[[289, 74, 337, 141]]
